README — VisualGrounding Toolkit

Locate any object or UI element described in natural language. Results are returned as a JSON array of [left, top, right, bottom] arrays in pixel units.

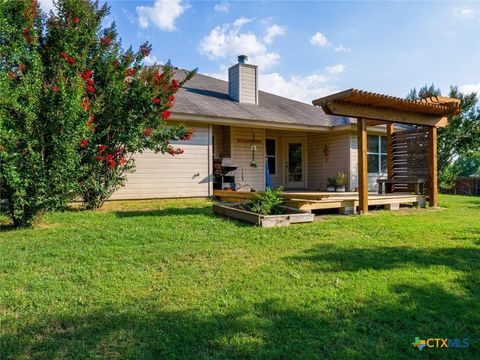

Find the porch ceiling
[[312, 88, 461, 128]]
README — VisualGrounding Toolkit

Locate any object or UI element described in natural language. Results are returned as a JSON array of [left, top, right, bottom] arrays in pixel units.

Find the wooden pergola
[[313, 89, 461, 214]]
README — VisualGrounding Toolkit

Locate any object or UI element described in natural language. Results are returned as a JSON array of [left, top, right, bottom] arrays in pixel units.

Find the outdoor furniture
[[377, 178, 425, 195]]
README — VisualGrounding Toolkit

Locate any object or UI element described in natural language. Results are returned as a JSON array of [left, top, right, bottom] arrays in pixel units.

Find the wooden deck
[[213, 190, 426, 214]]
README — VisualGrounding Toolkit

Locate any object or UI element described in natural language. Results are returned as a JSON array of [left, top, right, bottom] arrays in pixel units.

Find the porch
[[213, 189, 426, 214]]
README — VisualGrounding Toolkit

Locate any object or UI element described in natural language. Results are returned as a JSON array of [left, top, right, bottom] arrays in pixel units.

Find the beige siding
[[239, 65, 258, 104], [307, 132, 351, 191], [231, 126, 265, 192], [111, 123, 210, 200]]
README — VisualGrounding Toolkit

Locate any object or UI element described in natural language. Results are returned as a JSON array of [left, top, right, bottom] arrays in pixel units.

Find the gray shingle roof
[[172, 69, 350, 128]]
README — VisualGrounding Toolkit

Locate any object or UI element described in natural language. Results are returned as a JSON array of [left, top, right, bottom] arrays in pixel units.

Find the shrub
[[241, 187, 284, 215], [335, 171, 347, 187]]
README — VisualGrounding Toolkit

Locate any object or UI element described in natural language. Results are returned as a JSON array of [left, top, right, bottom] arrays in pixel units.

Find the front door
[[285, 140, 305, 188]]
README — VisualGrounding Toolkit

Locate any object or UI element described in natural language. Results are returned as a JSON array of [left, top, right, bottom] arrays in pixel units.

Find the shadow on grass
[[288, 244, 480, 273], [2, 281, 479, 359]]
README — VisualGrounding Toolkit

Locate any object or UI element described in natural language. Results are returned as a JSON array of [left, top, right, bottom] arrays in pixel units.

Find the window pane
[[367, 135, 379, 153], [380, 154, 387, 173], [288, 143, 302, 182], [380, 136, 387, 154], [268, 157, 276, 175], [368, 154, 379, 174], [265, 139, 275, 156]]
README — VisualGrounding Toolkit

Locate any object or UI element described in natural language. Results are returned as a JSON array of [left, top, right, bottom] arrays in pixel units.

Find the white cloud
[[143, 55, 162, 66], [214, 0, 230, 12], [38, 0, 54, 13], [136, 0, 190, 31], [454, 7, 475, 18], [263, 24, 286, 44], [199, 18, 281, 69], [334, 44, 351, 53], [459, 83, 480, 94], [260, 72, 337, 103], [310, 32, 328, 46], [326, 63, 346, 75]]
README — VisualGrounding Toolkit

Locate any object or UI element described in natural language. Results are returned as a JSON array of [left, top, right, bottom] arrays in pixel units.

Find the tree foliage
[[0, 0, 195, 225], [407, 84, 480, 178]]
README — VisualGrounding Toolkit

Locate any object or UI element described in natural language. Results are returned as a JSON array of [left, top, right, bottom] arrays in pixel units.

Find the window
[[265, 139, 276, 175], [367, 135, 387, 174]]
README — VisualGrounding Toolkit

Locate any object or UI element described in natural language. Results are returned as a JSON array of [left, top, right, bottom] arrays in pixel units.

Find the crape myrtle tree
[[407, 84, 480, 189], [77, 23, 195, 209], [0, 0, 94, 226], [0, 0, 195, 226]]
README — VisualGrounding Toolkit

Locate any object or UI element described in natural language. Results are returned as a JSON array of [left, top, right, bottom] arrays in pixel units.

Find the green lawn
[[1, 195, 479, 359]]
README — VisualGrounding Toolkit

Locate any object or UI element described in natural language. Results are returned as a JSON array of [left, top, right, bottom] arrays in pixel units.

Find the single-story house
[[111, 56, 391, 201]]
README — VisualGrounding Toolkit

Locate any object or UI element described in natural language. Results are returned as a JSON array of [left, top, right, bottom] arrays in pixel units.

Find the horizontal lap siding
[[110, 123, 210, 200], [307, 133, 351, 191], [231, 126, 265, 192]]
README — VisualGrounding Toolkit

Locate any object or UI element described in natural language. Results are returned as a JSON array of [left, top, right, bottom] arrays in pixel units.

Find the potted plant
[[326, 178, 336, 192], [335, 171, 347, 192]]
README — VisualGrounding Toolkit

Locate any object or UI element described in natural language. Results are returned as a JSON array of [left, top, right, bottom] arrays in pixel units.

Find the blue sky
[[40, 0, 480, 103]]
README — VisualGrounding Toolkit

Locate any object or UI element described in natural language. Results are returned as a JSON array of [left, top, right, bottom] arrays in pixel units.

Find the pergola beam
[[323, 101, 448, 128], [357, 118, 368, 214], [429, 127, 438, 207]]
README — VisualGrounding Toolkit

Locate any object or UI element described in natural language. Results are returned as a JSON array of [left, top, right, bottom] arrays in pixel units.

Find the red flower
[[81, 70, 92, 79], [67, 56, 75, 65], [140, 45, 150, 57], [73, 16, 80, 24], [114, 147, 124, 155], [107, 159, 115, 169], [169, 95, 175, 102], [151, 97, 160, 104], [95, 156, 105, 162], [86, 85, 95, 93], [112, 59, 119, 67], [86, 115, 94, 127], [60, 51, 68, 59], [180, 129, 194, 141], [125, 68, 135, 77], [80, 138, 88, 148], [52, 85, 59, 92], [143, 127, 153, 137], [7, 72, 15, 79], [18, 64, 26, 71], [97, 144, 107, 153], [162, 110, 171, 120], [86, 78, 94, 86], [101, 36, 112, 46], [117, 156, 127, 166], [171, 79, 180, 91], [176, 148, 184, 155]]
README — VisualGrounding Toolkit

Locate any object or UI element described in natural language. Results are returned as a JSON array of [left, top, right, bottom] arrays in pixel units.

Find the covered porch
[[312, 89, 461, 214]]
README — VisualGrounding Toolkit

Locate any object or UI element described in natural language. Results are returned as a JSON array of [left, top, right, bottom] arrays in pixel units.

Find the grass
[[0, 195, 479, 359]]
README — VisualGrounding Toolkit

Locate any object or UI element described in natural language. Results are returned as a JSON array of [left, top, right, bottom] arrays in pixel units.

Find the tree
[[77, 22, 195, 209], [0, 0, 195, 225], [454, 154, 480, 177], [407, 84, 480, 182], [0, 0, 95, 226]]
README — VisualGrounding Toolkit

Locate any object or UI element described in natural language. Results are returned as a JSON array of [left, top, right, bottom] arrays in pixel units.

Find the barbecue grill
[[213, 158, 238, 190]]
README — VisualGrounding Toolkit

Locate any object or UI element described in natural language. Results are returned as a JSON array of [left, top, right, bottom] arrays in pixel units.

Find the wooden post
[[429, 126, 438, 207], [386, 123, 395, 193], [357, 118, 368, 214]]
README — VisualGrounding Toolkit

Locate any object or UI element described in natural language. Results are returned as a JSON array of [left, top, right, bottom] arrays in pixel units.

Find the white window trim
[[367, 135, 387, 175]]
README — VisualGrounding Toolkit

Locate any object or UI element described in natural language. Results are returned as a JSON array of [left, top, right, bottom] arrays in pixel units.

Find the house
[[110, 56, 456, 205]]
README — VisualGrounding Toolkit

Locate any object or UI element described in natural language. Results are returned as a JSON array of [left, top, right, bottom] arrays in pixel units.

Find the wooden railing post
[[386, 123, 395, 192], [429, 126, 438, 207], [357, 118, 368, 214]]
